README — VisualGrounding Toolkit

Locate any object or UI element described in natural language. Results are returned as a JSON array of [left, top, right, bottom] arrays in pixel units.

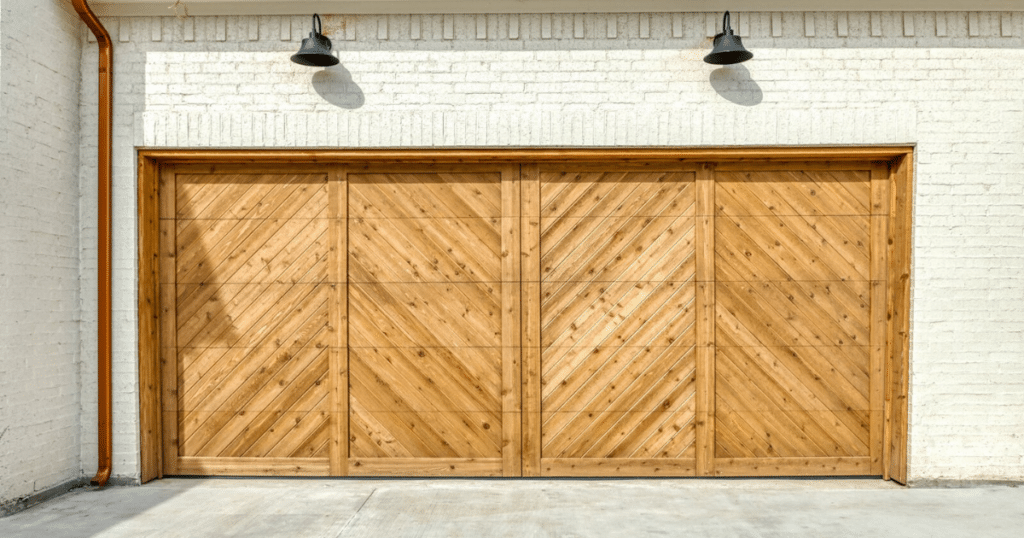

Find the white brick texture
[[0, 0, 84, 507], [71, 11, 1024, 483]]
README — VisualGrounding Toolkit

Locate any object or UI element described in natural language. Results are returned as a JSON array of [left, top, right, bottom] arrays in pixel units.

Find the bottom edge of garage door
[[167, 456, 876, 478]]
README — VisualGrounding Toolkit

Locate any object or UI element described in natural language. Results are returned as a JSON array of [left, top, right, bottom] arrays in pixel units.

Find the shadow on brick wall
[[312, 65, 365, 109], [709, 65, 763, 106]]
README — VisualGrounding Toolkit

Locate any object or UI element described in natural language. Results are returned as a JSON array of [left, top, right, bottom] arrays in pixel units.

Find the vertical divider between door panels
[[694, 163, 716, 477], [520, 163, 543, 477], [159, 166, 180, 476], [869, 162, 890, 477], [501, 164, 523, 477], [328, 168, 349, 476]]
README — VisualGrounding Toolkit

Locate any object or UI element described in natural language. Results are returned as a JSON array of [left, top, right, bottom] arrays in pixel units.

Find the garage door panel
[[350, 347, 501, 412], [349, 217, 501, 283], [177, 283, 328, 351], [349, 283, 500, 349], [543, 345, 695, 414], [350, 173, 502, 220], [713, 343, 869, 409], [716, 281, 869, 348], [715, 215, 869, 282], [345, 167, 517, 475], [542, 406, 695, 459], [715, 382, 847, 458], [177, 217, 329, 285], [532, 166, 698, 474], [348, 407, 502, 459], [179, 337, 330, 414], [178, 349, 329, 447], [716, 346, 869, 440], [181, 373, 327, 458], [715, 170, 870, 217], [710, 163, 882, 475], [541, 171, 695, 219], [179, 406, 329, 459], [541, 281, 695, 351], [541, 216, 696, 283], [176, 173, 328, 220]]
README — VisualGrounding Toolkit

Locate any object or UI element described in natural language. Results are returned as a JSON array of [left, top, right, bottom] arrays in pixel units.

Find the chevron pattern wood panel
[[712, 167, 884, 475], [347, 169, 519, 476], [171, 172, 333, 469], [537, 168, 699, 474]]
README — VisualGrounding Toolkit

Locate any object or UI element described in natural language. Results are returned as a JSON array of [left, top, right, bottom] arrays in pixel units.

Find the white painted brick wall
[[0, 0, 84, 507], [75, 11, 1024, 482]]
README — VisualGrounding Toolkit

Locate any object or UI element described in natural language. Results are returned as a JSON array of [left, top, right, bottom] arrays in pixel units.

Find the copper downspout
[[71, 0, 113, 487]]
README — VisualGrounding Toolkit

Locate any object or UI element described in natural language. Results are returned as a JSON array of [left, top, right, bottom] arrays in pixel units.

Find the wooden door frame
[[137, 146, 914, 483]]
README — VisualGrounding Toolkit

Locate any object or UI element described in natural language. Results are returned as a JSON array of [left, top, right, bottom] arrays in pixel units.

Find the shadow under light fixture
[[704, 11, 753, 65], [291, 14, 339, 67]]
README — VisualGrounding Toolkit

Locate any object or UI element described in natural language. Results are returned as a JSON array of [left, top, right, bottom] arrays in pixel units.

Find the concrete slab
[[0, 478, 1021, 537]]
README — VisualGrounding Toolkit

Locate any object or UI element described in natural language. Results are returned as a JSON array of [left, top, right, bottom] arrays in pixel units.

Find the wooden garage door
[[153, 156, 897, 478], [522, 164, 700, 476], [161, 169, 338, 475], [346, 165, 521, 476], [709, 163, 888, 476]]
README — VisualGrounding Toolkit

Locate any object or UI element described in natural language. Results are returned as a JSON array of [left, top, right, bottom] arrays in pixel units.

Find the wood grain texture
[[695, 164, 715, 477], [713, 165, 879, 475], [713, 456, 872, 476], [501, 165, 523, 477], [538, 167, 698, 474], [346, 167, 515, 475], [885, 155, 913, 484], [141, 151, 912, 481], [521, 164, 543, 477], [542, 458, 697, 477], [138, 156, 162, 483], [329, 169, 348, 476], [140, 147, 915, 166], [171, 171, 331, 473], [869, 163, 889, 475], [174, 457, 329, 476], [159, 168, 179, 476], [348, 458, 502, 477]]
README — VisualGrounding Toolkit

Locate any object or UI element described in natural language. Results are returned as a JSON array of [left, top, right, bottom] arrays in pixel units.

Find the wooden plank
[[521, 163, 543, 476], [348, 458, 503, 477], [695, 164, 717, 476], [159, 166, 179, 476], [329, 168, 348, 476], [158, 166, 176, 218], [713, 457, 873, 477], [885, 154, 913, 484], [138, 156, 162, 483], [173, 456, 330, 476], [501, 165, 522, 477], [715, 161, 874, 172], [541, 458, 696, 477], [869, 163, 890, 476], [170, 163, 340, 175], [139, 147, 916, 166], [536, 162, 702, 173], [871, 161, 892, 216]]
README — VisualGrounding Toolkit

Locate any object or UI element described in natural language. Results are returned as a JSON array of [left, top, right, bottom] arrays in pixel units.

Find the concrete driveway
[[1, 478, 1021, 537]]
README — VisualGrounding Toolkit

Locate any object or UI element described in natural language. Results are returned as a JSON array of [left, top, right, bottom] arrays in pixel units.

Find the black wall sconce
[[704, 11, 753, 65], [291, 14, 339, 67]]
